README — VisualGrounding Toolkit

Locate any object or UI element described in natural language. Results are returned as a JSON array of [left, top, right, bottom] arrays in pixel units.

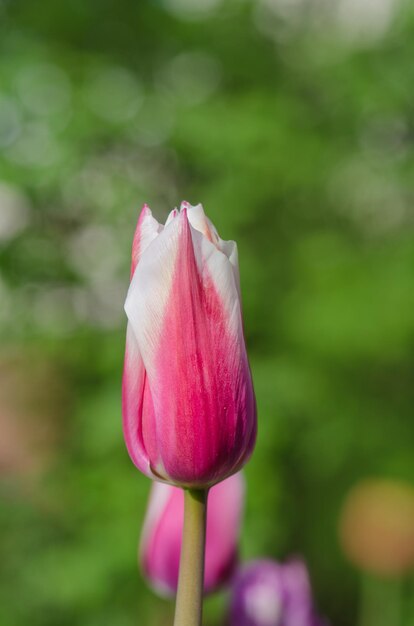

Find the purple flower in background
[[229, 559, 327, 626]]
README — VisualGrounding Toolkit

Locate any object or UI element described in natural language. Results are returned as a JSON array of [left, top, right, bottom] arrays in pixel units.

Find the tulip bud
[[139, 472, 245, 596], [229, 559, 327, 626], [122, 202, 256, 487]]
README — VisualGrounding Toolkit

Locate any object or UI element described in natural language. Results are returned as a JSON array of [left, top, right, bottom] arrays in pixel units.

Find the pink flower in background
[[139, 472, 245, 596], [122, 202, 256, 487]]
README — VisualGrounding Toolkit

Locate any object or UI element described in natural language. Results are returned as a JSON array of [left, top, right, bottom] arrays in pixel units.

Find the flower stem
[[358, 573, 403, 626], [174, 488, 208, 626]]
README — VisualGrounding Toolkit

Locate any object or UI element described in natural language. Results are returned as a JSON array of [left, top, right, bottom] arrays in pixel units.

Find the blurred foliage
[[1, 0, 414, 625]]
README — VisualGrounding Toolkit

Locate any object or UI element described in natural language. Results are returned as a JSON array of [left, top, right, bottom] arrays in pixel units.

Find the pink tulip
[[122, 202, 256, 487], [139, 472, 245, 596]]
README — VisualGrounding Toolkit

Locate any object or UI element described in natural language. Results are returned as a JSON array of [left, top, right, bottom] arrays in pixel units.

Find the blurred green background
[[1, 0, 414, 624]]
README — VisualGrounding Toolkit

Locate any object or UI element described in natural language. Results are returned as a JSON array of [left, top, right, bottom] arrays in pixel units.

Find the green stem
[[358, 573, 403, 626], [173, 488, 208, 626]]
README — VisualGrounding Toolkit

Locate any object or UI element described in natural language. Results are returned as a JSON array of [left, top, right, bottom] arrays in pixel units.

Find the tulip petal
[[141, 483, 183, 596], [123, 204, 164, 477], [186, 202, 240, 294], [229, 559, 327, 626], [204, 472, 245, 591], [186, 202, 219, 245], [139, 481, 172, 564], [217, 237, 241, 295], [165, 208, 178, 226], [122, 324, 156, 478], [130, 204, 162, 279]]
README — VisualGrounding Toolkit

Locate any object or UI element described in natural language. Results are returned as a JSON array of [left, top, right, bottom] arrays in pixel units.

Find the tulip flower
[[122, 202, 256, 488], [139, 472, 245, 596], [229, 559, 327, 626]]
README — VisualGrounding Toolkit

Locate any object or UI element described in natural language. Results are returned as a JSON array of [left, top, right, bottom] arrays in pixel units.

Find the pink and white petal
[[185, 202, 240, 293], [122, 323, 156, 479], [130, 204, 163, 279], [141, 483, 183, 596], [125, 214, 184, 382], [139, 481, 174, 576], [204, 472, 245, 591], [217, 237, 241, 296], [165, 208, 178, 226], [140, 373, 168, 479], [186, 202, 220, 246], [190, 226, 241, 333], [185, 226, 256, 483]]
